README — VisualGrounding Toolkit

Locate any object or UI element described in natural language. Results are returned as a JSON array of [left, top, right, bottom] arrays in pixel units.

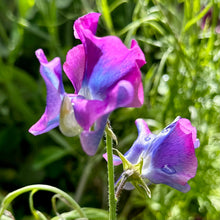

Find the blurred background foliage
[[0, 0, 220, 219]]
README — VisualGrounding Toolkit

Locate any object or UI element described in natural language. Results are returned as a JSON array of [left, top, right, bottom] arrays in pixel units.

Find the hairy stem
[[106, 131, 117, 220]]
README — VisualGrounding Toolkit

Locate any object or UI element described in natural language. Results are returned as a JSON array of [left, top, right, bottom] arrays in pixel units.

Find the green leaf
[[18, 0, 35, 18], [117, 13, 161, 36], [16, 17, 50, 40], [109, 0, 127, 12], [97, 0, 115, 34], [184, 2, 212, 32], [147, 21, 166, 35]]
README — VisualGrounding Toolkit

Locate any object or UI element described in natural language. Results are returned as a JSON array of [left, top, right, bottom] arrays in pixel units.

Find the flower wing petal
[[80, 114, 109, 155], [123, 119, 153, 164], [29, 49, 64, 135], [103, 153, 122, 166]]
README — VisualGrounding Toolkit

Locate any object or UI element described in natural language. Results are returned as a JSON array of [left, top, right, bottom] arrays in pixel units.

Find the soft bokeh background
[[0, 0, 220, 219]]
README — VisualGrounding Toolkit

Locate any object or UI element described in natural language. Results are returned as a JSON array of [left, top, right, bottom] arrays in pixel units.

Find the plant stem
[[106, 131, 117, 220], [100, 0, 115, 35], [0, 184, 86, 219]]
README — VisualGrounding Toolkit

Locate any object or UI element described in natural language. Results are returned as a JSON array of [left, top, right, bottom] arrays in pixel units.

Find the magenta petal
[[178, 118, 197, 143], [106, 80, 134, 108], [82, 33, 145, 103], [74, 12, 101, 41], [178, 118, 200, 148], [63, 45, 85, 93], [29, 49, 64, 135], [103, 153, 122, 165], [80, 115, 108, 155], [72, 98, 106, 130], [130, 39, 146, 68], [117, 68, 144, 107]]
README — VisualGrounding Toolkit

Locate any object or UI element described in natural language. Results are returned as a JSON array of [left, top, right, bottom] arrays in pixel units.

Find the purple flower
[[201, 7, 220, 34], [104, 116, 199, 193], [29, 13, 146, 155]]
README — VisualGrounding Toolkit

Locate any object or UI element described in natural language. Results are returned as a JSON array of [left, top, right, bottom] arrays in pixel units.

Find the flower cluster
[[29, 13, 146, 155]]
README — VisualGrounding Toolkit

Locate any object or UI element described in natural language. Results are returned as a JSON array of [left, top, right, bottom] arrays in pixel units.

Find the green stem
[[100, 0, 115, 35], [0, 184, 86, 219], [106, 131, 117, 220]]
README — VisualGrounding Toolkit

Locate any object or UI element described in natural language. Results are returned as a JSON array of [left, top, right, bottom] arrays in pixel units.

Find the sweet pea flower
[[29, 13, 146, 155], [104, 116, 199, 193]]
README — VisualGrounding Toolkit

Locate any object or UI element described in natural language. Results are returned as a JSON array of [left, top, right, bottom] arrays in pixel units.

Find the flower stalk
[[0, 184, 87, 219], [105, 126, 117, 220]]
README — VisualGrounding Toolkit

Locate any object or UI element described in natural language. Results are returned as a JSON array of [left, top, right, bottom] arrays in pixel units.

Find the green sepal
[[113, 148, 143, 174], [114, 148, 151, 198], [105, 122, 118, 145], [131, 177, 151, 198]]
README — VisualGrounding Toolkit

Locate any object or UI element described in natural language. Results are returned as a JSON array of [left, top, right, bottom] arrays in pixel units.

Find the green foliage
[[51, 207, 109, 220], [0, 0, 220, 219]]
